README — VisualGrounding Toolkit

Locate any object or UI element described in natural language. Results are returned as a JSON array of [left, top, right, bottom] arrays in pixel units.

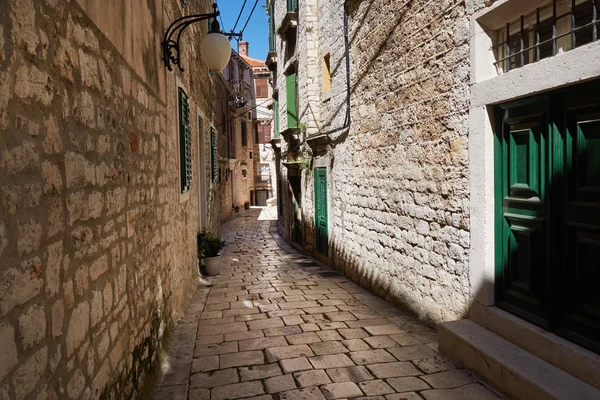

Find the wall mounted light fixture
[[162, 2, 241, 72]]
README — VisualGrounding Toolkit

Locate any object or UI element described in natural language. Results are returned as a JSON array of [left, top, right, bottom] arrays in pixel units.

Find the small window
[[178, 88, 192, 193], [250, 152, 253, 159], [256, 78, 269, 98], [241, 122, 248, 146], [323, 53, 331, 94], [258, 124, 272, 144]]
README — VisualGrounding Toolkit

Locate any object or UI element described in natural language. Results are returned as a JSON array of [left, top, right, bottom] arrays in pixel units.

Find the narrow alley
[[151, 209, 502, 400]]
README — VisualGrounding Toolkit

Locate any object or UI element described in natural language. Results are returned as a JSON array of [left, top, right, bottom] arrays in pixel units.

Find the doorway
[[495, 81, 600, 353], [314, 168, 328, 256]]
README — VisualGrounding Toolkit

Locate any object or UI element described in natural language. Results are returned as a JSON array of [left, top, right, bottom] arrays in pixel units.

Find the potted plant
[[197, 230, 226, 276], [234, 205, 240, 212], [244, 201, 250, 210]]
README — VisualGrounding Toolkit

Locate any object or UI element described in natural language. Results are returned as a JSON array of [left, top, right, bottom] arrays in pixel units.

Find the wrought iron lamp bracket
[[162, 3, 221, 72]]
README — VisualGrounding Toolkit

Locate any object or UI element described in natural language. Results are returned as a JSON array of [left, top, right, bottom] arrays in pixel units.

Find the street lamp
[[162, 3, 232, 72]]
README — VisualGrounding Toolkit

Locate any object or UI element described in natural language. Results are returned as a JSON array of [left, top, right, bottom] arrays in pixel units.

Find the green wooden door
[[314, 168, 328, 256], [496, 97, 552, 328], [496, 81, 600, 353], [559, 88, 600, 353], [286, 73, 297, 129]]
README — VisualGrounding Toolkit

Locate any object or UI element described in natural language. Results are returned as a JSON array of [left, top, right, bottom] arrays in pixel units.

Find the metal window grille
[[494, 0, 599, 73], [178, 88, 192, 193]]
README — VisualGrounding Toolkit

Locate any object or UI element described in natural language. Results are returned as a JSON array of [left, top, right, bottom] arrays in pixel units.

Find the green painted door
[[314, 168, 328, 256], [286, 73, 297, 129], [559, 88, 600, 352], [496, 97, 552, 328], [496, 81, 600, 353]]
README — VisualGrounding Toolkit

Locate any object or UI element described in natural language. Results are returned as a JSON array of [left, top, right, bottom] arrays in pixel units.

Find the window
[[323, 53, 331, 94], [260, 164, 271, 182], [494, 0, 600, 73], [178, 88, 192, 193], [273, 99, 280, 137], [250, 151, 253, 159], [258, 124, 272, 143], [256, 78, 269, 98], [241, 121, 248, 146], [286, 73, 298, 128], [210, 127, 217, 182]]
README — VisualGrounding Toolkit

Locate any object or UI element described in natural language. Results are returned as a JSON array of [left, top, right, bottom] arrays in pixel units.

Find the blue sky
[[217, 0, 269, 61]]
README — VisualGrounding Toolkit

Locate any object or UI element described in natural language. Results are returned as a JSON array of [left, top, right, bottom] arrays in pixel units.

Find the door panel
[[497, 98, 551, 327], [314, 168, 328, 256], [560, 96, 600, 352]]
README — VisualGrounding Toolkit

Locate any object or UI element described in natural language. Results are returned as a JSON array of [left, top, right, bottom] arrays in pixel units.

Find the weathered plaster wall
[[0, 0, 218, 398]]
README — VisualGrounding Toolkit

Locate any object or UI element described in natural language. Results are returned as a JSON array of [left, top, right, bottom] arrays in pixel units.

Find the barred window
[[178, 88, 192, 193], [241, 121, 248, 146], [495, 0, 599, 74]]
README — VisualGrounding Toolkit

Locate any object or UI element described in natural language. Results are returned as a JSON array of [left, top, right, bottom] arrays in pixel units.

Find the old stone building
[[238, 41, 278, 207], [216, 48, 257, 220], [0, 0, 222, 398], [267, 0, 600, 397]]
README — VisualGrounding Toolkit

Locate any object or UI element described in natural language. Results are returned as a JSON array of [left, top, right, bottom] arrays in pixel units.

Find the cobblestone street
[[151, 209, 502, 400]]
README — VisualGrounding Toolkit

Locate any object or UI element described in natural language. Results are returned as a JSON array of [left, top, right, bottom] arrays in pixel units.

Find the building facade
[[238, 41, 278, 207], [0, 0, 221, 398], [267, 0, 600, 395], [217, 49, 256, 220]]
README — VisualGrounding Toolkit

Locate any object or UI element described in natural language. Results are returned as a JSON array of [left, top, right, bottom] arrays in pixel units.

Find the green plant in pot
[[197, 230, 226, 276], [244, 201, 250, 210]]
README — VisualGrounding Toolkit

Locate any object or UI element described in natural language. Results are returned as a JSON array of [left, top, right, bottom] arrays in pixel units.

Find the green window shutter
[[210, 127, 217, 182], [179, 88, 192, 193], [286, 73, 297, 129], [273, 99, 280, 137]]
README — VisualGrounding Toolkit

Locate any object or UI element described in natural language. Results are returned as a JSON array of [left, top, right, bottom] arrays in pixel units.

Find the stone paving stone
[[420, 369, 476, 389], [194, 334, 223, 344], [316, 330, 343, 342], [300, 323, 320, 332], [239, 363, 283, 381], [302, 314, 327, 324], [264, 326, 303, 336], [151, 385, 188, 400], [309, 341, 348, 356], [266, 374, 297, 393], [342, 339, 370, 351], [366, 362, 421, 378], [326, 366, 374, 383], [190, 368, 238, 388], [198, 317, 236, 326], [239, 336, 288, 351], [205, 303, 230, 311], [413, 356, 456, 374], [304, 306, 339, 315], [266, 345, 315, 362], [224, 330, 264, 342], [359, 379, 395, 396], [350, 349, 396, 365], [384, 393, 423, 400], [280, 357, 314, 373], [194, 342, 238, 357], [191, 355, 219, 373], [294, 369, 332, 387], [248, 317, 284, 330], [201, 311, 223, 319], [320, 382, 363, 399], [283, 315, 304, 325], [317, 321, 348, 330], [364, 336, 400, 349], [386, 377, 430, 393], [324, 311, 357, 322], [318, 299, 346, 306], [279, 301, 320, 310], [237, 313, 269, 322], [279, 387, 326, 400], [389, 333, 423, 346], [364, 325, 403, 336], [188, 387, 210, 400], [309, 354, 355, 369], [287, 332, 321, 345], [387, 345, 438, 362], [420, 383, 504, 400], [198, 322, 248, 335], [338, 328, 369, 339], [211, 381, 265, 400], [220, 350, 264, 368]]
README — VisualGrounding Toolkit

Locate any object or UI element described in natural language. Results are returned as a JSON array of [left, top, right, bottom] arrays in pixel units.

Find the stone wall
[[271, 0, 493, 325], [0, 0, 219, 399]]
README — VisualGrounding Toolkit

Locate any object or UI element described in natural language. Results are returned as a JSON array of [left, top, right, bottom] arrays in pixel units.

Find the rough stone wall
[[0, 0, 219, 399], [329, 0, 472, 324]]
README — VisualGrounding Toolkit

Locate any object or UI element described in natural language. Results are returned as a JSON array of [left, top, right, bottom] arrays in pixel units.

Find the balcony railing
[[255, 174, 272, 183]]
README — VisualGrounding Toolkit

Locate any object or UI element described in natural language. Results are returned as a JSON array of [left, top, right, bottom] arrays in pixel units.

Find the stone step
[[439, 319, 600, 400]]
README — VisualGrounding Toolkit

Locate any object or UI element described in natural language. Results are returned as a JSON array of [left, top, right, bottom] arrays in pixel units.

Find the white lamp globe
[[201, 32, 231, 72]]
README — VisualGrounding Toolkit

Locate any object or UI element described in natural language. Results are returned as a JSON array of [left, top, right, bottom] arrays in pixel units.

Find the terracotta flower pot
[[204, 255, 221, 276]]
